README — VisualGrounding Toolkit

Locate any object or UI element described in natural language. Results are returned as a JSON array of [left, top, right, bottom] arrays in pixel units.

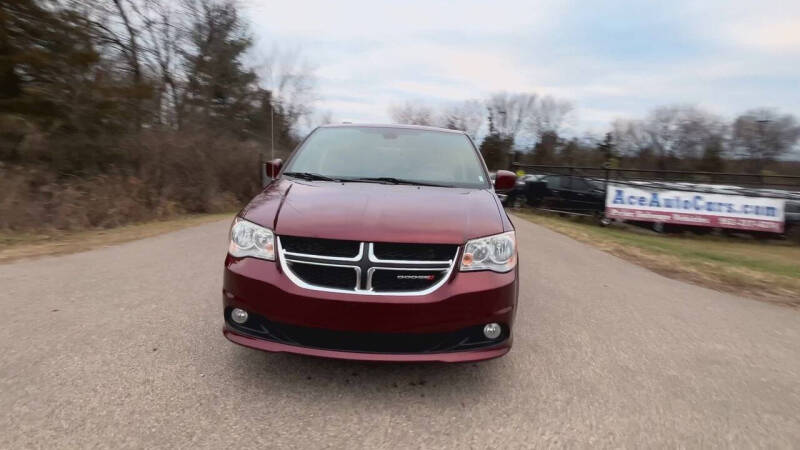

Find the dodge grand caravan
[[222, 124, 519, 362]]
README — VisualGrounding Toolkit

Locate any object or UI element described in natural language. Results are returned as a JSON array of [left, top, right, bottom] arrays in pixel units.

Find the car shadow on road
[[225, 345, 507, 401]]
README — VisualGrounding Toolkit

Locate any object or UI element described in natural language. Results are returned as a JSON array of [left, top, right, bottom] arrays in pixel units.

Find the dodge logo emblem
[[396, 274, 436, 280]]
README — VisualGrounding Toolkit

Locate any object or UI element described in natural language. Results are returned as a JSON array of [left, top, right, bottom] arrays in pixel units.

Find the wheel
[[786, 225, 800, 243], [598, 216, 611, 227], [652, 222, 665, 233], [752, 231, 771, 242], [511, 195, 525, 209], [689, 226, 711, 235]]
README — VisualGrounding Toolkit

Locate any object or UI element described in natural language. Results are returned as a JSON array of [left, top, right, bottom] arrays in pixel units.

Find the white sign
[[605, 183, 786, 233]]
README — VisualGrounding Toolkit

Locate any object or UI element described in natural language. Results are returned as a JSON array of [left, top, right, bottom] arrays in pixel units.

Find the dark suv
[[525, 174, 606, 215], [222, 124, 519, 362]]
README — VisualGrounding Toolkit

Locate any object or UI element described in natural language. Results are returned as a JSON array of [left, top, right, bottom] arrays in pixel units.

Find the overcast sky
[[244, 0, 800, 137]]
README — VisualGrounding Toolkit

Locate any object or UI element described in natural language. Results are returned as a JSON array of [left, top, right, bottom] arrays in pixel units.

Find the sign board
[[605, 183, 786, 233]]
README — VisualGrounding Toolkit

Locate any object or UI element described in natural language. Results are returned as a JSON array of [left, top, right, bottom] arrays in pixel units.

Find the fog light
[[231, 308, 248, 324], [483, 323, 502, 339]]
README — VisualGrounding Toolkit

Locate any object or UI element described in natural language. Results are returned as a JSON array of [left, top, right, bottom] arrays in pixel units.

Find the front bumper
[[222, 255, 518, 362]]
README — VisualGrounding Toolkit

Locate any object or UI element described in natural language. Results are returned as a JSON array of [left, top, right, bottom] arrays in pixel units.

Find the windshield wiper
[[285, 172, 452, 187], [344, 177, 452, 187], [283, 171, 341, 182]]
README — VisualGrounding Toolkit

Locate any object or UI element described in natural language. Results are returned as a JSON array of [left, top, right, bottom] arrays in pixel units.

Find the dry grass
[[0, 213, 233, 263], [0, 130, 261, 232], [515, 211, 800, 306]]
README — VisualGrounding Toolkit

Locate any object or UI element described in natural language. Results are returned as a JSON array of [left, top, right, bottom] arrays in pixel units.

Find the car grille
[[371, 242, 457, 261], [226, 309, 508, 353], [281, 235, 360, 258], [277, 236, 458, 295], [287, 262, 358, 290]]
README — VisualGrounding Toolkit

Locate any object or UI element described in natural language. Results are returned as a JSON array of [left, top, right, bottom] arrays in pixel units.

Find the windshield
[[284, 127, 490, 188]]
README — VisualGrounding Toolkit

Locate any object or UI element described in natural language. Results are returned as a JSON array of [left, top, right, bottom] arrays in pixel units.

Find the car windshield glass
[[284, 127, 489, 188]]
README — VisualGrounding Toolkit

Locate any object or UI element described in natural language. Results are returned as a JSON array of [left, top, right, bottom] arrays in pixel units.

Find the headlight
[[460, 231, 516, 272], [228, 217, 275, 261]]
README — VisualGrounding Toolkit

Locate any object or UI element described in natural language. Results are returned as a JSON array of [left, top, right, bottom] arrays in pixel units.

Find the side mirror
[[494, 170, 517, 191], [262, 158, 283, 187]]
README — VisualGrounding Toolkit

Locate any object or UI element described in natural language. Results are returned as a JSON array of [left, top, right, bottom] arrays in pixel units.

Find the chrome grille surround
[[277, 237, 458, 296]]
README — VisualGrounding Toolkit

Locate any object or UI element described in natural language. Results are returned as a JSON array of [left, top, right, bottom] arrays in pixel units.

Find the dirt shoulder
[[0, 213, 233, 264]]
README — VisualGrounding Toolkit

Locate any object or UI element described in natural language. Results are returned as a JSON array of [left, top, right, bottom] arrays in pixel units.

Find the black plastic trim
[[224, 308, 509, 354]]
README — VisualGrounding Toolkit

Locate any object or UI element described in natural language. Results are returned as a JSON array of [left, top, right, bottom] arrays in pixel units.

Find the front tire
[[786, 225, 800, 244]]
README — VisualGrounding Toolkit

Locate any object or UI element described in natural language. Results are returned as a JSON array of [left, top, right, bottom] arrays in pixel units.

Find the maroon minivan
[[222, 124, 518, 362]]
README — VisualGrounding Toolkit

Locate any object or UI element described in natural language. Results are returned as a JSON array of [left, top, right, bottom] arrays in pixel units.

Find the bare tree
[[733, 109, 800, 170], [388, 92, 570, 144], [112, 0, 142, 85], [611, 119, 650, 158], [529, 95, 574, 137], [439, 100, 484, 139], [388, 101, 435, 126], [134, 0, 183, 127], [84, 0, 192, 128], [675, 109, 727, 160], [610, 106, 729, 169], [257, 45, 318, 131], [641, 105, 727, 166], [645, 105, 685, 162], [87, 1, 142, 80], [485, 92, 537, 140], [87, 0, 151, 128]]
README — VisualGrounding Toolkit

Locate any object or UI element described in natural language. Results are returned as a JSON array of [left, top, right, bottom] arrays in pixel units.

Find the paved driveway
[[1, 215, 798, 448]]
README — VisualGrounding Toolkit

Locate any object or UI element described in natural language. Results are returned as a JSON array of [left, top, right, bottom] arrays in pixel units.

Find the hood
[[240, 179, 505, 244]]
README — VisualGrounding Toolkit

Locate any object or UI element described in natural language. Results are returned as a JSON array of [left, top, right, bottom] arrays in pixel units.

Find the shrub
[[0, 129, 262, 232]]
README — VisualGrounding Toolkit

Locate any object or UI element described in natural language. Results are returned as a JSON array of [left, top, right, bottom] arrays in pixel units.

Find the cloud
[[247, 0, 562, 37], [243, 0, 800, 134], [721, 19, 800, 53]]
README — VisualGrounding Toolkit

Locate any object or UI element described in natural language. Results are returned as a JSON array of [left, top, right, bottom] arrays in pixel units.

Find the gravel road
[[1, 215, 799, 448]]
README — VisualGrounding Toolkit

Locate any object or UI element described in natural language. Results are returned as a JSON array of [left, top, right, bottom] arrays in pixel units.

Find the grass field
[[515, 211, 800, 305], [0, 213, 234, 263]]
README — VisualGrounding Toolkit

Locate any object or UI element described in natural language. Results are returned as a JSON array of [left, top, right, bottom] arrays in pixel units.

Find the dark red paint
[[494, 170, 517, 191], [241, 179, 510, 244], [223, 255, 517, 362], [265, 158, 282, 178], [223, 126, 518, 362]]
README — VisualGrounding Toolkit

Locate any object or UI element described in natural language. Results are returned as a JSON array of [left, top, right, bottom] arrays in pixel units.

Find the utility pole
[[271, 100, 275, 161], [756, 119, 770, 177]]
